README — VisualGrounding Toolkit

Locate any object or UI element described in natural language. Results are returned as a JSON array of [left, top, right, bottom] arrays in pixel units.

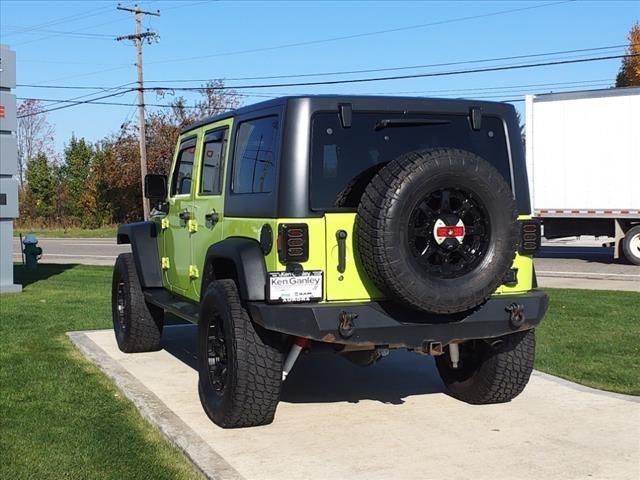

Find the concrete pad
[[69, 326, 640, 480]]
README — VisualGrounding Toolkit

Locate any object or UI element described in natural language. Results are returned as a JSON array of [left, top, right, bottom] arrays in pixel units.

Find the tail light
[[278, 224, 309, 263], [518, 219, 541, 254]]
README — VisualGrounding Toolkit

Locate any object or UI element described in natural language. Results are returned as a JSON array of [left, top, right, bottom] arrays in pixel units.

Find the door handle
[[336, 230, 347, 273], [179, 210, 191, 222], [205, 211, 220, 226]]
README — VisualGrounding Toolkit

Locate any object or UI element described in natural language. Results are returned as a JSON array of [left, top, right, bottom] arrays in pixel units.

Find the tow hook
[[338, 311, 358, 338], [506, 303, 526, 328]]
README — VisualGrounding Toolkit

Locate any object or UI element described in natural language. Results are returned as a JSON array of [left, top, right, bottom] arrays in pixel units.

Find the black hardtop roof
[[180, 94, 511, 134]]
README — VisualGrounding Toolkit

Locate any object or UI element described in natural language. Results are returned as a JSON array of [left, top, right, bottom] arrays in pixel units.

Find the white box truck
[[525, 87, 640, 265]]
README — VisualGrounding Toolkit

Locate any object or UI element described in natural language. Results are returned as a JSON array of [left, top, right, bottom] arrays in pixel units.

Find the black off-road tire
[[621, 225, 640, 266], [435, 329, 536, 404], [198, 280, 283, 428], [356, 148, 519, 314], [111, 253, 164, 353]]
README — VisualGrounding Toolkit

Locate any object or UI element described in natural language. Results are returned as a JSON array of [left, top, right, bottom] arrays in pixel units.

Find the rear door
[[190, 119, 233, 299], [165, 135, 198, 295]]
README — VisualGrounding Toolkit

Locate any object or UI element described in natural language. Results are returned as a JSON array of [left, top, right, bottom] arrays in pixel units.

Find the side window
[[232, 116, 278, 194], [170, 141, 196, 196], [199, 129, 227, 195]]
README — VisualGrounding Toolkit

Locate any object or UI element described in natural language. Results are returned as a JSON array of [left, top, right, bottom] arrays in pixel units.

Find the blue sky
[[1, 0, 638, 153]]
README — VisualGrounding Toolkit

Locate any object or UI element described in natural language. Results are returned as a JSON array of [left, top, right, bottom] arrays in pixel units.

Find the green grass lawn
[[1, 267, 638, 479], [1, 264, 201, 480], [534, 288, 640, 395], [13, 226, 117, 239]]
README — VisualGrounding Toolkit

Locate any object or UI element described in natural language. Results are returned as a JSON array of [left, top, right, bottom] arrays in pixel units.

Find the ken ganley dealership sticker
[[268, 271, 323, 303]]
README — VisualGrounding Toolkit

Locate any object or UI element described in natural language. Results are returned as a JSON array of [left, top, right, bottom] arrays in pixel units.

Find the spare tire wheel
[[356, 148, 519, 314]]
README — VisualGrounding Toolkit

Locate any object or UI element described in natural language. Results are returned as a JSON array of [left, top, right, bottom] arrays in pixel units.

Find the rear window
[[310, 112, 511, 210]]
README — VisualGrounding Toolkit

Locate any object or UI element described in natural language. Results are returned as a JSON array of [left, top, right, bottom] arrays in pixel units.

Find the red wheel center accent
[[436, 226, 465, 238]]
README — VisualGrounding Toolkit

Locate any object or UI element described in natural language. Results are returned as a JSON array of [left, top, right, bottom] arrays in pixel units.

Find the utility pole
[[116, 4, 160, 221]]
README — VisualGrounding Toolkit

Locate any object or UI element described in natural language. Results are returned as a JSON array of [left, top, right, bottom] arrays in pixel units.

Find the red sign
[[0, 105, 5, 118]]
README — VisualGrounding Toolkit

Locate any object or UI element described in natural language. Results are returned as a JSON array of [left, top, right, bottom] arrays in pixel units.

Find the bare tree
[[16, 99, 55, 189]]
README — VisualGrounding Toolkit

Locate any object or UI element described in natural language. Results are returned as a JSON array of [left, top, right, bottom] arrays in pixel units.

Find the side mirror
[[144, 174, 167, 200]]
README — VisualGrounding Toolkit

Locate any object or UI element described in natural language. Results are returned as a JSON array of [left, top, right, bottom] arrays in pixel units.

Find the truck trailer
[[525, 87, 640, 265]]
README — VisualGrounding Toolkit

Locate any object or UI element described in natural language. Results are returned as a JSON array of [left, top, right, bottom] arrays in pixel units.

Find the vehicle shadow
[[161, 324, 445, 405], [13, 263, 78, 288]]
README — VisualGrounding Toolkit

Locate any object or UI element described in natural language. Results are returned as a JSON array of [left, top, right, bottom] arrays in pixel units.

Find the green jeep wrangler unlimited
[[112, 95, 548, 428]]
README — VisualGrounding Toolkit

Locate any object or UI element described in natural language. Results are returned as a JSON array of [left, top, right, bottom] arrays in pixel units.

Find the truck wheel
[[622, 226, 640, 266], [111, 253, 164, 353], [198, 279, 283, 428], [356, 148, 519, 314], [435, 329, 535, 404]]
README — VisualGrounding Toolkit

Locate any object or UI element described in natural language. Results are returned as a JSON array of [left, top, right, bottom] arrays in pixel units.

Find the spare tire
[[356, 148, 519, 314]]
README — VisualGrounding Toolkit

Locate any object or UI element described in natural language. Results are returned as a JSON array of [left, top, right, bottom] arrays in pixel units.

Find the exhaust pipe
[[282, 337, 311, 381]]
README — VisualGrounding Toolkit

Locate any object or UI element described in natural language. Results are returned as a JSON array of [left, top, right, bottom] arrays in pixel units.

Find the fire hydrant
[[22, 233, 43, 271]]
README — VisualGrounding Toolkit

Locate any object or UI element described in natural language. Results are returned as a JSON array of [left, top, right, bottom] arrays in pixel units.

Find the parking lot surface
[[71, 325, 640, 480]]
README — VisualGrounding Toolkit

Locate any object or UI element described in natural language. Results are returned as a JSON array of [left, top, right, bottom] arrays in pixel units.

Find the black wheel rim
[[116, 280, 127, 332], [407, 187, 491, 279], [206, 312, 228, 395]]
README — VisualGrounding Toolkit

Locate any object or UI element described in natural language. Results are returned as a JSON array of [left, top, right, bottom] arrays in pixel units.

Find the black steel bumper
[[248, 290, 549, 349]]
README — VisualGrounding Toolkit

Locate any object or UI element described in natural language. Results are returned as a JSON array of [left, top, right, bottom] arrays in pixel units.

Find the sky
[[1, 0, 638, 154]]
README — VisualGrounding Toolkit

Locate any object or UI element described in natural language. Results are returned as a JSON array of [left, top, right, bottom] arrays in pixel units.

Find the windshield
[[310, 112, 512, 210]]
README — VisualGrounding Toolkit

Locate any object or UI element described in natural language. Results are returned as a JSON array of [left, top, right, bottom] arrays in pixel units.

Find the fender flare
[[203, 237, 267, 301], [116, 221, 163, 288]]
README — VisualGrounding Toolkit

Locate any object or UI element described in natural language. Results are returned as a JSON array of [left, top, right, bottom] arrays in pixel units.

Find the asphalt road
[[12, 236, 640, 291], [13, 237, 130, 266]]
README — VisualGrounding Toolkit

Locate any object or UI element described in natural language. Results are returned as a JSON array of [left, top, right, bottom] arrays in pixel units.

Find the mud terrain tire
[[198, 280, 283, 428], [356, 148, 519, 314], [111, 253, 164, 353], [436, 330, 536, 404]]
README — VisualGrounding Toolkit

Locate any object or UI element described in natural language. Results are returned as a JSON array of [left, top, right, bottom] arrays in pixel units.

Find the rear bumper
[[248, 290, 549, 349]]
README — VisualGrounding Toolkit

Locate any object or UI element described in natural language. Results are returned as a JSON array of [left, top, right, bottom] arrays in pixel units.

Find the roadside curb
[[531, 370, 640, 403], [67, 330, 245, 480], [536, 271, 640, 281]]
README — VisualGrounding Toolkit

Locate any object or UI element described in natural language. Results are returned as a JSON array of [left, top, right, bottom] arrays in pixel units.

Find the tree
[[615, 22, 640, 87], [22, 153, 56, 220], [16, 100, 55, 189], [99, 80, 240, 222], [60, 135, 96, 225]]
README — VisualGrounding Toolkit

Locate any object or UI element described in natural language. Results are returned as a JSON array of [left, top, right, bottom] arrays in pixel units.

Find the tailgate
[[324, 213, 383, 302]]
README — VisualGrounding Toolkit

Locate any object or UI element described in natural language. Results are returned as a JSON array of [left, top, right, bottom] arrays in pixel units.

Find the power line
[[147, 0, 574, 65], [17, 90, 137, 117], [19, 43, 630, 91], [237, 79, 614, 99], [161, 0, 218, 11], [37, 81, 138, 109], [18, 59, 130, 66], [31, 65, 134, 87], [15, 54, 633, 118], [2, 25, 116, 39], [11, 16, 130, 47], [150, 44, 626, 83], [15, 79, 615, 116], [143, 53, 637, 91], [24, 81, 609, 106], [16, 96, 200, 109], [0, 5, 112, 37]]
